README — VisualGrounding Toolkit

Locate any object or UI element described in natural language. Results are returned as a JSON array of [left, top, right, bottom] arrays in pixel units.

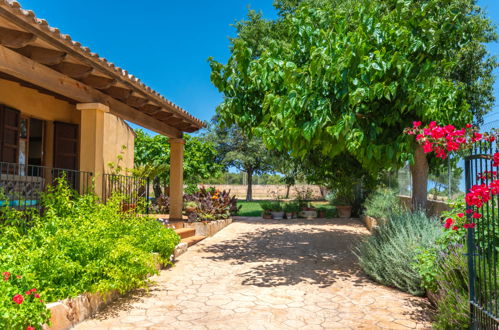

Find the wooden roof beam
[[0, 44, 181, 138], [51, 61, 93, 79], [0, 26, 36, 48], [104, 85, 132, 101], [17, 45, 67, 65], [140, 103, 162, 115], [81, 74, 116, 90], [126, 95, 148, 108]]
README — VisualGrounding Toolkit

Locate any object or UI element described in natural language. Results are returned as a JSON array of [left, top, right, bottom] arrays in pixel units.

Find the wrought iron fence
[[465, 141, 499, 329], [103, 174, 150, 213], [0, 161, 93, 212]]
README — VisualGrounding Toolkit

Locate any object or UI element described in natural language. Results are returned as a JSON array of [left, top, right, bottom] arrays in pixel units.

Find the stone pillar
[[169, 138, 185, 220], [76, 103, 109, 199]]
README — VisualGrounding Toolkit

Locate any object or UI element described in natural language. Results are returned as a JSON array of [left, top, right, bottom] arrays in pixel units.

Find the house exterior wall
[[0, 78, 134, 173], [103, 113, 135, 173]]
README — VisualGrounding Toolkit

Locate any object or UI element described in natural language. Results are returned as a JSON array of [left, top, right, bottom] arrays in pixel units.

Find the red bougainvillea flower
[[493, 153, 499, 167], [466, 209, 473, 214], [25, 291, 31, 295], [444, 218, 453, 229], [466, 123, 473, 128], [457, 213, 464, 218], [472, 213, 482, 219], [463, 223, 477, 229], [466, 184, 491, 208], [452, 226, 459, 231], [13, 294, 24, 305], [26, 327, 35, 330], [413, 121, 422, 128], [30, 288, 37, 292], [34, 293, 40, 298]]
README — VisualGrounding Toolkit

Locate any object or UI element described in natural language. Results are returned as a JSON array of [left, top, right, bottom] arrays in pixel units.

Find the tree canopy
[[210, 0, 497, 174]]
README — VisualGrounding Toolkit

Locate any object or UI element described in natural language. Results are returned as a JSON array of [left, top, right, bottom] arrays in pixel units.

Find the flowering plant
[[0, 272, 50, 329]]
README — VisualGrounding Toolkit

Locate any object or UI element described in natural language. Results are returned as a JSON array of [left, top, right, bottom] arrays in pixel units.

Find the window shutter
[[0, 106, 21, 164], [53, 122, 79, 170]]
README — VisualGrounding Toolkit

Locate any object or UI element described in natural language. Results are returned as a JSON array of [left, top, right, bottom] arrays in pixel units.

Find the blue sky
[[18, 0, 499, 130]]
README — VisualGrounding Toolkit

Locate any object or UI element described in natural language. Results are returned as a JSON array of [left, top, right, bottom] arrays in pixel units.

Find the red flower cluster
[[3, 271, 10, 281], [405, 121, 478, 159], [465, 184, 491, 208], [12, 294, 23, 305], [478, 171, 498, 181], [494, 153, 499, 167]]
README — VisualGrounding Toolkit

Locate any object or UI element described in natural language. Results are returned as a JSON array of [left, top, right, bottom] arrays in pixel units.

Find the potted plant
[[259, 201, 273, 219], [283, 202, 297, 219], [329, 184, 355, 218], [270, 201, 284, 220], [317, 207, 327, 218], [299, 202, 317, 219], [184, 201, 198, 214]]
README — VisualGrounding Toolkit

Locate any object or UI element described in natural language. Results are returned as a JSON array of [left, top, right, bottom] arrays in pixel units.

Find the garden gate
[[465, 142, 499, 329]]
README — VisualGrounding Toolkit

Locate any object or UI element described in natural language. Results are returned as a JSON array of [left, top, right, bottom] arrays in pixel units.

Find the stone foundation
[[184, 218, 233, 237]]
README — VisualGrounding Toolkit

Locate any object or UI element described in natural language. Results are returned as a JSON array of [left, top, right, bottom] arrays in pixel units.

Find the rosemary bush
[[356, 211, 443, 295], [363, 188, 404, 220]]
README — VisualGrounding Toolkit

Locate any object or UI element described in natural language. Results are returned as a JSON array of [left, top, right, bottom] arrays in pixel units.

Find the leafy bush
[[0, 179, 180, 327], [363, 188, 403, 220], [0, 272, 50, 329], [356, 211, 443, 295], [432, 244, 470, 329], [184, 186, 239, 221]]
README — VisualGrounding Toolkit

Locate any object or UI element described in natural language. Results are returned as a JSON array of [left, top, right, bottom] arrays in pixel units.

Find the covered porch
[[0, 1, 204, 219]]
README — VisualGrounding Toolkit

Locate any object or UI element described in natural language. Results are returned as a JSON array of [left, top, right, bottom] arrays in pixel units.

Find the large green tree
[[204, 119, 274, 201], [210, 0, 497, 209], [134, 130, 222, 197]]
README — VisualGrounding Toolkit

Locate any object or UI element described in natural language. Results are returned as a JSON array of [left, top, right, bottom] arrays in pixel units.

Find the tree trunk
[[285, 184, 291, 199], [153, 176, 162, 198], [246, 170, 253, 202], [410, 144, 429, 212]]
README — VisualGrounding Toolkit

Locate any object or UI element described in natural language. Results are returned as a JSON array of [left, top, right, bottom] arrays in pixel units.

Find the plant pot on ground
[[328, 182, 356, 218], [184, 201, 198, 214], [269, 201, 284, 220], [259, 201, 274, 219], [283, 202, 299, 219]]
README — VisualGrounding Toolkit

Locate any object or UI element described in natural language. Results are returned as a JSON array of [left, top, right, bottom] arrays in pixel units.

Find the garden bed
[[184, 218, 233, 237], [361, 214, 379, 231]]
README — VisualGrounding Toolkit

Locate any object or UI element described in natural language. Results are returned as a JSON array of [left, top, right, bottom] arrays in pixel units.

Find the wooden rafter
[[0, 26, 36, 48], [104, 85, 132, 101], [51, 61, 93, 79], [16, 45, 66, 65], [81, 74, 116, 90]]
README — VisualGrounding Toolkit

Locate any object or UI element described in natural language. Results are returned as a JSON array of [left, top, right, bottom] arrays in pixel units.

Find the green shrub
[[0, 179, 180, 327], [432, 244, 470, 329], [363, 188, 404, 220], [356, 211, 443, 296]]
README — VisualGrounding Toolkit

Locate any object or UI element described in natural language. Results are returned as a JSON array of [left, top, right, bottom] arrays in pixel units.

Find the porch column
[[169, 138, 184, 220], [76, 103, 109, 199]]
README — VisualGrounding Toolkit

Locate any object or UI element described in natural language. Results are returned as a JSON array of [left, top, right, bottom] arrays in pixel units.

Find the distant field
[[236, 200, 336, 217]]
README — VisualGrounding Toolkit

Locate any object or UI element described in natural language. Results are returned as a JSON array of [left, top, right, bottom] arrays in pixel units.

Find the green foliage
[[134, 129, 222, 185], [210, 0, 497, 180], [0, 179, 180, 306], [0, 273, 51, 329], [363, 188, 404, 220], [184, 186, 240, 221], [258, 201, 274, 212], [432, 245, 470, 329], [356, 211, 443, 296]]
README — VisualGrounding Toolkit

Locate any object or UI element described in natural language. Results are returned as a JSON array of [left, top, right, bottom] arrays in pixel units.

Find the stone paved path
[[75, 217, 433, 329]]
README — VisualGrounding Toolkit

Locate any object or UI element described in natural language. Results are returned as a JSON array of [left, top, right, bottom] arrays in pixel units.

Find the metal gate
[[465, 141, 499, 329]]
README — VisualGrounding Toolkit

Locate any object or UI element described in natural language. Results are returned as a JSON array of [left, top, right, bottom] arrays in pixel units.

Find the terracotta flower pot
[[262, 211, 273, 219], [271, 211, 285, 220], [336, 205, 352, 218]]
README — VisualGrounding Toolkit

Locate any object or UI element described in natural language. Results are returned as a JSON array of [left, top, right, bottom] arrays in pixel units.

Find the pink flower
[[422, 141, 433, 153], [413, 121, 422, 128], [457, 213, 464, 218], [452, 226, 459, 231], [466, 123, 473, 128], [34, 293, 40, 298], [26, 327, 35, 330], [13, 294, 23, 305], [466, 209, 473, 214], [472, 213, 482, 219], [25, 291, 31, 295]]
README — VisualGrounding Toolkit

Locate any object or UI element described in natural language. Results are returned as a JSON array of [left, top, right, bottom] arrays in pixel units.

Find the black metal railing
[[0, 161, 93, 212], [465, 141, 499, 329], [103, 174, 150, 213]]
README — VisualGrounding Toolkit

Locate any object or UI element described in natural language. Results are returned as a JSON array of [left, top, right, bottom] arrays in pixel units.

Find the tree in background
[[204, 119, 274, 201], [209, 0, 497, 210], [134, 129, 222, 197]]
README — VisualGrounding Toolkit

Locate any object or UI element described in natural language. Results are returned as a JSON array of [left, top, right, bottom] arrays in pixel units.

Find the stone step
[[175, 227, 196, 239], [181, 235, 206, 247]]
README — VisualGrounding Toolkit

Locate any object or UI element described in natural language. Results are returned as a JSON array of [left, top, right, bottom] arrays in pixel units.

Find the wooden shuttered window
[[53, 122, 79, 171], [0, 106, 21, 164]]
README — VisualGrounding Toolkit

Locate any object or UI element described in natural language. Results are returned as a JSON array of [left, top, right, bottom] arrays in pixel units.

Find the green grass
[[236, 200, 335, 217]]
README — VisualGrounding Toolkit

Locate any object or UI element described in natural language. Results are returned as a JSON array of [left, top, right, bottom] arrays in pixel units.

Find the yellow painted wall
[[103, 113, 135, 173], [0, 78, 135, 172]]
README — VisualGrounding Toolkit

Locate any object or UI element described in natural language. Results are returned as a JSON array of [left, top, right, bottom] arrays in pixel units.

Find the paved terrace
[[75, 217, 433, 329]]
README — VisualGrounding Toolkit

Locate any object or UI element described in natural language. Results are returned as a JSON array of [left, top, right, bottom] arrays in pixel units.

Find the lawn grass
[[236, 200, 336, 217]]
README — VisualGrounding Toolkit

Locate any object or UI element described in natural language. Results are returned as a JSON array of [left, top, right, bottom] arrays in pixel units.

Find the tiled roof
[[0, 0, 204, 131]]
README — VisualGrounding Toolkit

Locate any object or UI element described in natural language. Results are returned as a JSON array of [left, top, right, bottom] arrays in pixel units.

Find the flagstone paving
[[75, 217, 433, 329]]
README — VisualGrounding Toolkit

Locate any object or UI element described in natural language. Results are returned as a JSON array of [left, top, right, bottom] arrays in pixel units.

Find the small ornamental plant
[[0, 272, 51, 329]]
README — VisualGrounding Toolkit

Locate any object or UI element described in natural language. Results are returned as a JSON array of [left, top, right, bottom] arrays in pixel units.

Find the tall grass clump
[[356, 211, 443, 295], [363, 188, 404, 220]]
